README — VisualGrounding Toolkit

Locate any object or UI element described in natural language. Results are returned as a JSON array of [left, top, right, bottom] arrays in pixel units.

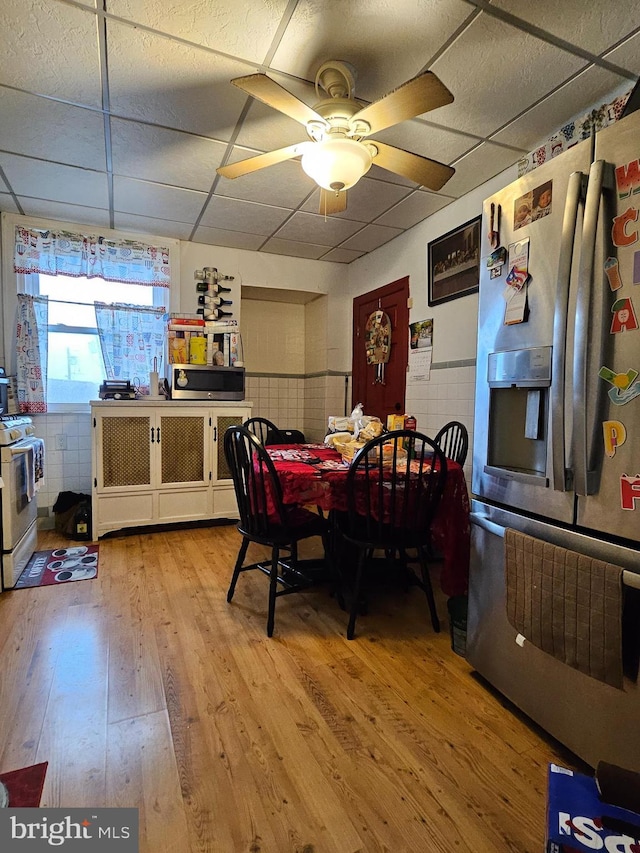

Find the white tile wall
[[406, 363, 476, 483], [31, 411, 93, 527], [29, 362, 475, 528]]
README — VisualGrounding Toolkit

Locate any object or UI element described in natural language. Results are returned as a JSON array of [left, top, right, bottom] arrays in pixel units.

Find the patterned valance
[[13, 226, 171, 287]]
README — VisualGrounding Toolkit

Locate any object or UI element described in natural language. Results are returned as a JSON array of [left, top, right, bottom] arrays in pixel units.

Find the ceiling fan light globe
[[301, 138, 372, 191]]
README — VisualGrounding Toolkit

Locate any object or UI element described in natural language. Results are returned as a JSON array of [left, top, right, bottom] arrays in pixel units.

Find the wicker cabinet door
[[99, 414, 152, 489], [158, 413, 207, 486]]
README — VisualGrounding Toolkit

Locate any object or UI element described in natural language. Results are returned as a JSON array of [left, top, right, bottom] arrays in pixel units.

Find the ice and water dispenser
[[485, 346, 552, 485]]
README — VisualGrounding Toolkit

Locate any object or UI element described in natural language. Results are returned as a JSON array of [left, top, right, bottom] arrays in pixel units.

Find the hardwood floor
[[0, 524, 587, 852]]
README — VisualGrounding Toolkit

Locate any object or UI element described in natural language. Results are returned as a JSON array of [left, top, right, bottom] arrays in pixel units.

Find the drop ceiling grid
[[0, 0, 637, 262]]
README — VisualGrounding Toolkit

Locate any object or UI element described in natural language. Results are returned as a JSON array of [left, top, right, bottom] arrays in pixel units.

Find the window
[[28, 274, 166, 404]]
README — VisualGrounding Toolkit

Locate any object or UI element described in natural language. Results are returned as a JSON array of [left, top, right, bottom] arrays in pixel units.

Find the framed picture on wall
[[428, 216, 481, 306]]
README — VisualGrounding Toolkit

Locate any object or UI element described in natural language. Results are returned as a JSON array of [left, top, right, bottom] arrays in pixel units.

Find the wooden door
[[352, 277, 409, 422]]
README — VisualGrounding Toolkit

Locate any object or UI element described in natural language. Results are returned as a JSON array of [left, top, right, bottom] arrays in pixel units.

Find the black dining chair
[[224, 425, 331, 637], [434, 421, 468, 467], [335, 430, 448, 640], [243, 416, 284, 446]]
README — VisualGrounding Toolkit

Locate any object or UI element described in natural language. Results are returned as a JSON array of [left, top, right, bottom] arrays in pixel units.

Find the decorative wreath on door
[[365, 309, 391, 384]]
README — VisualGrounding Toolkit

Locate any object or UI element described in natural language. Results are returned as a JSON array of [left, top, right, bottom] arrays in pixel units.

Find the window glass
[[35, 274, 164, 404]]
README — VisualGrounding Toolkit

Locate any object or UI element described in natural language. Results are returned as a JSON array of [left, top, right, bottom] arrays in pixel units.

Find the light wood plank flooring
[[0, 523, 587, 852]]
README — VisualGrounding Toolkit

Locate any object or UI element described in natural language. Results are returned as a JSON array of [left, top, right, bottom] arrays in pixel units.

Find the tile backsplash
[[31, 412, 93, 527], [30, 361, 475, 527]]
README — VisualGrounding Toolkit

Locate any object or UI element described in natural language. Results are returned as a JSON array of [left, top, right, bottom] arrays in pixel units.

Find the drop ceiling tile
[[340, 224, 404, 253], [489, 0, 640, 56], [260, 238, 331, 260], [604, 32, 640, 75], [492, 67, 631, 150], [0, 0, 102, 107], [114, 212, 194, 241], [0, 192, 20, 214], [200, 196, 292, 235], [430, 12, 587, 138], [214, 155, 315, 208], [0, 154, 109, 206], [106, 20, 251, 140], [231, 99, 309, 153], [193, 225, 265, 250], [270, 0, 475, 101], [113, 176, 207, 221], [373, 120, 480, 168], [16, 198, 110, 227], [0, 89, 106, 170], [110, 119, 227, 192], [301, 179, 409, 222], [108, 0, 291, 64], [321, 247, 366, 264], [375, 190, 451, 229], [274, 211, 364, 245], [443, 142, 522, 198]]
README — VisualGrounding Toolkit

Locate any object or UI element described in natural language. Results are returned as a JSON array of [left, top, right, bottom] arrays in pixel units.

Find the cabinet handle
[[214, 426, 217, 441], [157, 425, 161, 443], [150, 426, 155, 443]]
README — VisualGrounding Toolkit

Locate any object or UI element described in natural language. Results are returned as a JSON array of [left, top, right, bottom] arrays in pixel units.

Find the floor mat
[[15, 545, 99, 589], [0, 762, 48, 806]]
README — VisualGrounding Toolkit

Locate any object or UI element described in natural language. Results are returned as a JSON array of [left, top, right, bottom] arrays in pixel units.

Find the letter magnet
[[621, 474, 640, 510], [603, 420, 627, 457], [610, 297, 639, 333]]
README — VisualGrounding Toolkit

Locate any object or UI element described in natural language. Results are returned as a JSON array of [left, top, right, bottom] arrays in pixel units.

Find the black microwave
[[167, 364, 245, 400]]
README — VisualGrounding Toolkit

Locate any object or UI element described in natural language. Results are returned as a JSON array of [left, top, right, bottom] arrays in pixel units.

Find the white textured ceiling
[[0, 0, 638, 263]]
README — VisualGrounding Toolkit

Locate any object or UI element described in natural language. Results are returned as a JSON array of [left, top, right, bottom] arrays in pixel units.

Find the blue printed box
[[546, 764, 640, 852]]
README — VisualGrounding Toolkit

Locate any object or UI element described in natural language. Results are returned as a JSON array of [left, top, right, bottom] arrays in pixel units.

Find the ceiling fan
[[216, 61, 455, 215]]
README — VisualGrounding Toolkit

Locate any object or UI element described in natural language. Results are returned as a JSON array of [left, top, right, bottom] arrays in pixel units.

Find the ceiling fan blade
[[217, 143, 305, 179], [319, 188, 347, 215], [231, 73, 326, 127], [353, 71, 454, 135], [370, 140, 454, 191]]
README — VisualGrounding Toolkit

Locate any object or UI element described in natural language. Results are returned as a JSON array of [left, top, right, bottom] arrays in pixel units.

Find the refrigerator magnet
[[610, 297, 639, 333], [506, 239, 530, 292], [604, 257, 623, 291], [634, 251, 640, 285], [603, 420, 627, 458], [620, 474, 640, 511], [598, 366, 640, 405], [612, 207, 639, 247]]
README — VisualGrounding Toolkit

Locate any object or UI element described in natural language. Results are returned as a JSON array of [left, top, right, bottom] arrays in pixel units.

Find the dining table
[[265, 442, 471, 597]]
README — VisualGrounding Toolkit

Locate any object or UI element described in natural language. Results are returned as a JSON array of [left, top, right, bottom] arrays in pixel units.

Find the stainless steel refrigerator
[[467, 106, 640, 771]]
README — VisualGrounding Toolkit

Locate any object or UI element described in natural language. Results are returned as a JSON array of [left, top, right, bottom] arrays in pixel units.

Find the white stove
[[0, 415, 36, 446], [0, 414, 40, 589]]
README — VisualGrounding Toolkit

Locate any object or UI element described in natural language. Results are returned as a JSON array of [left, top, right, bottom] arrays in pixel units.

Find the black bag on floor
[[53, 491, 91, 538]]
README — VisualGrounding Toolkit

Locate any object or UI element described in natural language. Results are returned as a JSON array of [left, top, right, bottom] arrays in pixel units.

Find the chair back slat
[[346, 431, 447, 551], [243, 417, 284, 446], [224, 425, 287, 539], [434, 421, 468, 467]]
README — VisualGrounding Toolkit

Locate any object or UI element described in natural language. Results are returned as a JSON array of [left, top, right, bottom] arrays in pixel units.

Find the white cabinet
[[91, 401, 251, 537]]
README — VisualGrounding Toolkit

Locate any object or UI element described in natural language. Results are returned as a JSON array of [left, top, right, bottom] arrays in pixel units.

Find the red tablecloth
[[266, 444, 470, 596]]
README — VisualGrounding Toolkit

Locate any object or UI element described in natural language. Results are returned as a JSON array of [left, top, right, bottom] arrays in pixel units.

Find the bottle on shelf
[[205, 308, 233, 320], [197, 295, 233, 307], [195, 282, 232, 294]]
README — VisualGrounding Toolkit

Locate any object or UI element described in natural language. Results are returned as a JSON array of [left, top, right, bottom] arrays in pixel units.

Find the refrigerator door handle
[[572, 160, 614, 496], [551, 170, 586, 492]]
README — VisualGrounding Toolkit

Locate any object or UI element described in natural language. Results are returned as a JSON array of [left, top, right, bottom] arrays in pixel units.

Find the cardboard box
[[546, 764, 640, 852], [386, 414, 405, 431]]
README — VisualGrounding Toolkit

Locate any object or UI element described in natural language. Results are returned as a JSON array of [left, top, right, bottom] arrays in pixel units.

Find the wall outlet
[[55, 434, 67, 450]]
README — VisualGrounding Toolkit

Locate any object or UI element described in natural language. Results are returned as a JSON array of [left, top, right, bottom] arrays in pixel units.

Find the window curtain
[[16, 294, 49, 413], [95, 303, 166, 393], [13, 227, 171, 287]]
